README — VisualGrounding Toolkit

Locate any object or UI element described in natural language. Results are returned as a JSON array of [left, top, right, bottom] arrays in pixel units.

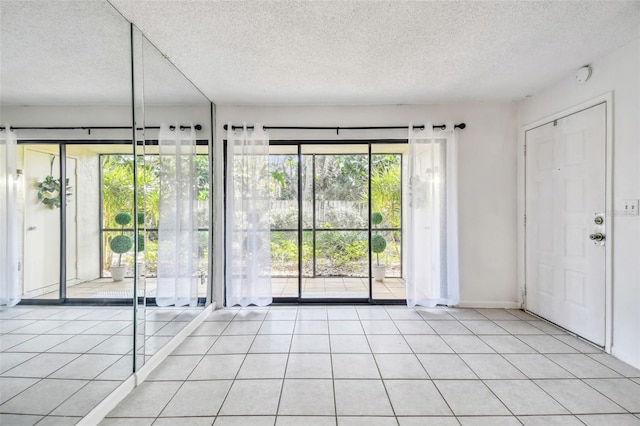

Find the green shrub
[[110, 235, 133, 254], [114, 212, 132, 226]]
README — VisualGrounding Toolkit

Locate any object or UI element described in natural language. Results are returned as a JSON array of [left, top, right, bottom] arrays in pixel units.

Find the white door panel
[[525, 103, 606, 346], [24, 149, 61, 294]]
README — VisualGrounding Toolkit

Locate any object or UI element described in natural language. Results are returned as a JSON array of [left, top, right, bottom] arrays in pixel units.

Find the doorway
[[23, 146, 62, 299], [525, 102, 608, 346], [267, 141, 406, 302]]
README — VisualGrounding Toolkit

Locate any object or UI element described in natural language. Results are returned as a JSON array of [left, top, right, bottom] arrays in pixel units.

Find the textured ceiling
[[0, 0, 131, 105], [0, 0, 207, 105], [110, 0, 640, 105]]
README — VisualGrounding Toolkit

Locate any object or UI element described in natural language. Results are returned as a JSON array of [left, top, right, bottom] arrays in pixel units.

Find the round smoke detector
[[575, 66, 592, 84]]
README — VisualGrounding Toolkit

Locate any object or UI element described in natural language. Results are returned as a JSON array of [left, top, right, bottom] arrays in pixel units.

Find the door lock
[[589, 233, 605, 242], [594, 216, 604, 225]]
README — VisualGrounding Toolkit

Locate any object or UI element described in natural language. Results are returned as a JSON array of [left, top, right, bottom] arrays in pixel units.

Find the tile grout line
[[445, 313, 528, 424], [465, 309, 609, 419], [492, 346, 580, 417], [273, 306, 297, 420], [359, 307, 399, 422], [113, 309, 216, 421], [326, 308, 339, 424], [387, 305, 457, 423], [213, 307, 268, 420]]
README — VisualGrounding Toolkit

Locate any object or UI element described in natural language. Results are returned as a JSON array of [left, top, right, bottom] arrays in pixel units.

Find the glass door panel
[[265, 142, 407, 302], [371, 144, 406, 300], [269, 145, 299, 298], [301, 144, 369, 299], [63, 144, 133, 299]]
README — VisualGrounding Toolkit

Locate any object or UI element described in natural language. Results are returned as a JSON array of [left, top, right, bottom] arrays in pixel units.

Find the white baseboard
[[456, 300, 522, 309], [611, 346, 640, 371], [77, 375, 136, 426], [79, 304, 213, 426]]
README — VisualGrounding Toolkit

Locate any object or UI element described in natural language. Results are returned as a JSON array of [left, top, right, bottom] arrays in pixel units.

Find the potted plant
[[109, 212, 133, 281], [371, 212, 387, 281]]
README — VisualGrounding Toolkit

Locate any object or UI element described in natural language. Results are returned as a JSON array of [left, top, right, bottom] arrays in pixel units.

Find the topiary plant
[[114, 212, 132, 227], [371, 234, 387, 266], [110, 212, 133, 266], [371, 212, 383, 227], [371, 212, 386, 266]]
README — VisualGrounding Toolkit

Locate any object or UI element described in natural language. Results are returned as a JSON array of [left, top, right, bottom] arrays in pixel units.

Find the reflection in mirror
[[132, 28, 213, 366], [0, 2, 214, 421], [0, 0, 137, 421]]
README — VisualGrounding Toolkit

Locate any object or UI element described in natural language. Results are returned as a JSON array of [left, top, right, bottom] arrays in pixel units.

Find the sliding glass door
[[269, 145, 300, 297], [266, 141, 406, 302], [301, 144, 369, 299], [17, 141, 212, 302]]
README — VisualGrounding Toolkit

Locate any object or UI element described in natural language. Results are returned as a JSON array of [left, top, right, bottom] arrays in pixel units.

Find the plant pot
[[372, 265, 386, 281], [110, 265, 128, 282]]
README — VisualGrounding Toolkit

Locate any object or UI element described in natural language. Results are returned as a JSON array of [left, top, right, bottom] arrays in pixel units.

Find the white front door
[[525, 103, 606, 346], [24, 148, 61, 295]]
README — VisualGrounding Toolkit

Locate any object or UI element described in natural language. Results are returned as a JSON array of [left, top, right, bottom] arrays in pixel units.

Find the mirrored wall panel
[[0, 0, 138, 421], [132, 27, 213, 366], [1, 0, 214, 421]]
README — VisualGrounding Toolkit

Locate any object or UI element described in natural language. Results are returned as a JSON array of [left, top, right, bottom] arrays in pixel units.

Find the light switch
[[623, 199, 639, 215]]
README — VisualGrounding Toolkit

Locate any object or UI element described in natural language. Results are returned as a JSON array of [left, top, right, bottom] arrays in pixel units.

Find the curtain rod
[[0, 124, 202, 134], [223, 123, 466, 135]]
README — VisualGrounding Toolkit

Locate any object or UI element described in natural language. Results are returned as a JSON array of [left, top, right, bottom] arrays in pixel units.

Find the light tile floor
[[272, 277, 406, 299], [0, 305, 203, 425], [101, 305, 640, 425]]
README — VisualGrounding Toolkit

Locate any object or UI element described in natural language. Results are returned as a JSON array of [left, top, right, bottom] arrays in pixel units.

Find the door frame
[[518, 92, 613, 352], [223, 138, 408, 305]]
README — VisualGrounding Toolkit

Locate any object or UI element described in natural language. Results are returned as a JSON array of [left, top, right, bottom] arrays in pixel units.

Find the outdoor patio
[[30, 277, 405, 300], [272, 277, 406, 300]]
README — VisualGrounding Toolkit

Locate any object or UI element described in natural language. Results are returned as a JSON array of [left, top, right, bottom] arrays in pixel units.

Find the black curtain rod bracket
[[223, 123, 466, 133]]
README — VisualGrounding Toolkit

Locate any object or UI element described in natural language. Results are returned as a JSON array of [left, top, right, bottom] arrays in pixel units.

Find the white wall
[[518, 38, 640, 368], [217, 103, 519, 307]]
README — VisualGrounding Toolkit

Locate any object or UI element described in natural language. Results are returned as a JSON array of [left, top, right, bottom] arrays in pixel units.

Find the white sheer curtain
[[156, 124, 199, 307], [226, 123, 272, 307], [405, 122, 460, 307], [1, 125, 20, 307]]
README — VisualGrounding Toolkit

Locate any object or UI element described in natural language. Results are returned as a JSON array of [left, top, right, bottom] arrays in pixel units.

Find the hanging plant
[[35, 155, 72, 209]]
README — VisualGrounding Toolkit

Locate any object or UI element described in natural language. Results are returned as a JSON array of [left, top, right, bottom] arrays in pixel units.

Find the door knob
[[589, 233, 605, 242], [27, 225, 38, 231]]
